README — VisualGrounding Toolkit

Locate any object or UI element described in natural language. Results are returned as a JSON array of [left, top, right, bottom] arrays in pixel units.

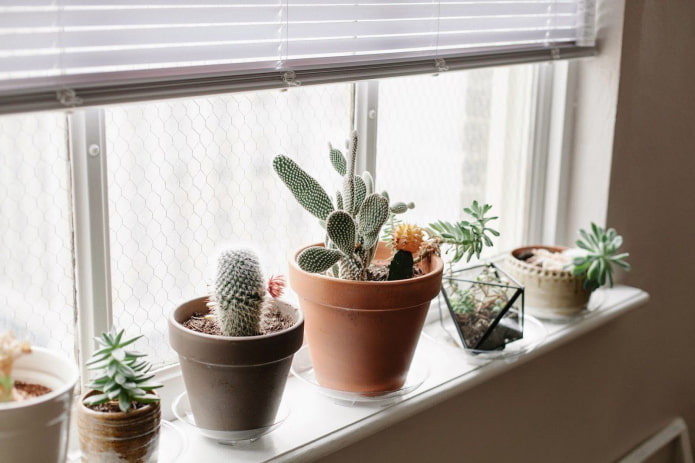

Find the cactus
[[388, 224, 425, 281], [274, 131, 407, 281], [209, 249, 267, 336]]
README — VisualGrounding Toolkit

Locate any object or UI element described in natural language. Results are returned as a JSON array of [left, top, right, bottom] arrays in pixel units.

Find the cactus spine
[[211, 249, 266, 336], [274, 131, 404, 281]]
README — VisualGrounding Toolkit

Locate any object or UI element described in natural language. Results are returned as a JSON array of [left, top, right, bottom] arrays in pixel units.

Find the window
[[0, 1, 596, 372]]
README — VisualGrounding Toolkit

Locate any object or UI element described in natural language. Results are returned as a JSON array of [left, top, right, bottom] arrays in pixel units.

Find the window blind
[[0, 0, 596, 113]]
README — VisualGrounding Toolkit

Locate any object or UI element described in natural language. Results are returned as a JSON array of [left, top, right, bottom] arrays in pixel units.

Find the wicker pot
[[0, 347, 78, 463], [505, 245, 591, 318], [288, 242, 443, 393], [168, 297, 303, 431], [77, 391, 161, 463]]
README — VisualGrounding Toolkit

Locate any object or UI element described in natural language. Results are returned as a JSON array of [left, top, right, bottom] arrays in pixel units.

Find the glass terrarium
[[440, 263, 524, 352]]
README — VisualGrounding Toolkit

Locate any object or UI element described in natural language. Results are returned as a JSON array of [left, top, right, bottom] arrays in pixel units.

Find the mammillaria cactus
[[273, 131, 409, 281], [208, 248, 267, 337]]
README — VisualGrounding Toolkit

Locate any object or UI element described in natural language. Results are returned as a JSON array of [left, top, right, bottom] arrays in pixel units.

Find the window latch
[[282, 71, 302, 88], [57, 89, 84, 108]]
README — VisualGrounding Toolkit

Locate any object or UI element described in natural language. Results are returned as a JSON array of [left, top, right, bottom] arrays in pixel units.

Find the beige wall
[[317, 1, 695, 462]]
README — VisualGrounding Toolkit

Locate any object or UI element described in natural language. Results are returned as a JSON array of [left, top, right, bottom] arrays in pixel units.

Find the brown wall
[[316, 2, 695, 462]]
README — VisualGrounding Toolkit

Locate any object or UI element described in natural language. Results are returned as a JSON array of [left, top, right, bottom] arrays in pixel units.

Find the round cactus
[[211, 249, 267, 337]]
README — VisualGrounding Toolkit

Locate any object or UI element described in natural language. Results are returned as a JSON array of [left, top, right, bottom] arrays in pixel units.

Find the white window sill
[[150, 285, 648, 462]]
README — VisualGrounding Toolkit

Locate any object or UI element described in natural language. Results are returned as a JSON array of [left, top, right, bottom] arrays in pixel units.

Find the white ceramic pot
[[505, 245, 591, 319], [0, 347, 79, 463]]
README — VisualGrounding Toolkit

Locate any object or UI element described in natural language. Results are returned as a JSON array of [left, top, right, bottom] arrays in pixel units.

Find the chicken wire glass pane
[[376, 64, 537, 258], [0, 112, 75, 360], [105, 84, 353, 367]]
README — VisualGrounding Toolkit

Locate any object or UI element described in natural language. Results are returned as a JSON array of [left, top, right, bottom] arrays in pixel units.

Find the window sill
[[151, 285, 648, 462]]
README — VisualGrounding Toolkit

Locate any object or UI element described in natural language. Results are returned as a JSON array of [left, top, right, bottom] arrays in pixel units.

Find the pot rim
[[289, 242, 444, 286], [78, 389, 160, 419], [0, 346, 78, 411], [168, 296, 304, 343]]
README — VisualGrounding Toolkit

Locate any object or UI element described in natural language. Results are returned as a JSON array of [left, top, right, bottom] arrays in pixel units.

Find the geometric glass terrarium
[[440, 263, 524, 352]]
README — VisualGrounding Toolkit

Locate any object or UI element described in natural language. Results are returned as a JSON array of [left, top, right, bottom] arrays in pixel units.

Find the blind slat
[[0, 0, 597, 112]]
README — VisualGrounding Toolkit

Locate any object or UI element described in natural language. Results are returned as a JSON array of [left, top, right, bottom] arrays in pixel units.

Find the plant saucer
[[172, 392, 289, 445], [290, 345, 428, 406]]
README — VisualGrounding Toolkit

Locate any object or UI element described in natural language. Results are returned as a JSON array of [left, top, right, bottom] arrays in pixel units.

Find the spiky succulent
[[571, 223, 631, 291], [83, 330, 161, 413], [273, 131, 409, 280], [209, 249, 266, 337], [428, 200, 499, 264]]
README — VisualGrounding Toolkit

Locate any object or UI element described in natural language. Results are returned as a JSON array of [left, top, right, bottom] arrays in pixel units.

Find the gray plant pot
[[0, 347, 78, 463], [168, 297, 303, 431]]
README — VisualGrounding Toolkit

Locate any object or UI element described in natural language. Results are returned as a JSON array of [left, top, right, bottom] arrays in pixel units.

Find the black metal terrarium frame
[[440, 262, 525, 352]]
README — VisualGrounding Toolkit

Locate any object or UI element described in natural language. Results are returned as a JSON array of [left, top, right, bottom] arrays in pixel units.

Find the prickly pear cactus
[[273, 131, 408, 280], [210, 249, 266, 336]]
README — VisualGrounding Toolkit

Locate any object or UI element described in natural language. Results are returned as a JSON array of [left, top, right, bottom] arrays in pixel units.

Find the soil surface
[[453, 301, 501, 349], [183, 304, 295, 336], [12, 381, 51, 401], [365, 262, 423, 281], [88, 400, 148, 413]]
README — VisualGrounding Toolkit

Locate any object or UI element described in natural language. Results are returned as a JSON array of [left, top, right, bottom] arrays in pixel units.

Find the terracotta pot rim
[[0, 347, 79, 411], [169, 296, 304, 342], [289, 242, 444, 286]]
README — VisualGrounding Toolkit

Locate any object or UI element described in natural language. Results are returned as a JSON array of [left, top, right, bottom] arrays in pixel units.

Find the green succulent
[[571, 223, 631, 292], [428, 200, 499, 264], [83, 330, 162, 413]]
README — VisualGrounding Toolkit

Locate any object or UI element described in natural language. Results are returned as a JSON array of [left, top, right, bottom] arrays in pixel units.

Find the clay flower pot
[[505, 245, 591, 318], [288, 242, 443, 393], [77, 391, 161, 462], [168, 297, 304, 431], [0, 347, 78, 463]]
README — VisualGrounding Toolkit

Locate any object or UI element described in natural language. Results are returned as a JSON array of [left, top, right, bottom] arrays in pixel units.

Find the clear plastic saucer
[[428, 296, 547, 362], [290, 345, 428, 405], [171, 392, 288, 444]]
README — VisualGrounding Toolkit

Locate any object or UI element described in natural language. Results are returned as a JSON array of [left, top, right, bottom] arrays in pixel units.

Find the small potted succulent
[[505, 223, 631, 318], [168, 248, 304, 432], [78, 329, 162, 462], [0, 331, 78, 463], [440, 263, 524, 352], [273, 131, 496, 393]]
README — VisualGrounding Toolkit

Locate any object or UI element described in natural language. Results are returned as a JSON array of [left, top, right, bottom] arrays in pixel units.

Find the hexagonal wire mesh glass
[[0, 63, 538, 370], [0, 112, 76, 360], [105, 84, 354, 367]]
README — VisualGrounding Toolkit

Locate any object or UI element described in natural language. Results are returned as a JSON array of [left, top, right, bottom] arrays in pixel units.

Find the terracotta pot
[[168, 297, 303, 431], [505, 245, 591, 318], [77, 391, 161, 462], [288, 242, 443, 393], [0, 347, 78, 463]]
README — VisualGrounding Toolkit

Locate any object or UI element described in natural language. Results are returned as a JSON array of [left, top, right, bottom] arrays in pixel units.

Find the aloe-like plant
[[83, 330, 161, 413], [571, 223, 631, 291], [428, 200, 500, 264], [273, 131, 410, 281]]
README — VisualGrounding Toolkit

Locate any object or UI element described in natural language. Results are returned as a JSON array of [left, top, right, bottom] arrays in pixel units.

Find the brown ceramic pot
[[77, 390, 161, 463], [168, 297, 303, 431], [505, 245, 591, 318], [288, 242, 443, 393]]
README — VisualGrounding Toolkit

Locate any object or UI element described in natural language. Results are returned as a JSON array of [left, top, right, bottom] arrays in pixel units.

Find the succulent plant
[[273, 131, 410, 281], [571, 223, 631, 291], [83, 330, 161, 413], [0, 331, 31, 403], [208, 249, 267, 337], [428, 200, 499, 264]]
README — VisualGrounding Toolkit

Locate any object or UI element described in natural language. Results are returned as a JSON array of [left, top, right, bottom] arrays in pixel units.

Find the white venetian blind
[[0, 0, 596, 113]]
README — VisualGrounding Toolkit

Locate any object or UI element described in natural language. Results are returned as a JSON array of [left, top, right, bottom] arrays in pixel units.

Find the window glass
[[0, 112, 75, 359]]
